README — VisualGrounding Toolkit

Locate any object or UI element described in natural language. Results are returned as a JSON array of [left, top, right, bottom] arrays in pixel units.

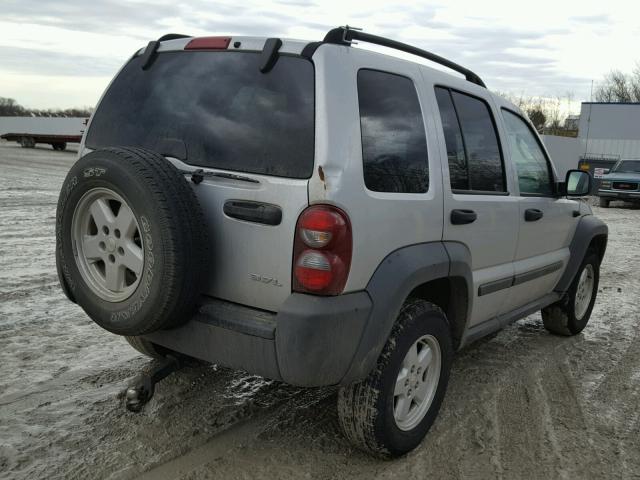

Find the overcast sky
[[1, 0, 638, 111]]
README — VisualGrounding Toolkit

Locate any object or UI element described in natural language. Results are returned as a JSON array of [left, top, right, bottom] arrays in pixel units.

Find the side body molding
[[341, 242, 473, 384], [554, 215, 608, 294]]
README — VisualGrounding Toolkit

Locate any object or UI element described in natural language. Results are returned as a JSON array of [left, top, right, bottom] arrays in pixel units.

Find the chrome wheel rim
[[71, 188, 144, 302], [393, 334, 441, 431], [574, 264, 595, 320]]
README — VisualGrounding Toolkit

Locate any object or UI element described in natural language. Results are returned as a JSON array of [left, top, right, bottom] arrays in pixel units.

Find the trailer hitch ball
[[124, 355, 183, 413]]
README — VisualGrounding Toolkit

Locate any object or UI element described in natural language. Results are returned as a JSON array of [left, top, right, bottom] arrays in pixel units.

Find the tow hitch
[[125, 355, 184, 412]]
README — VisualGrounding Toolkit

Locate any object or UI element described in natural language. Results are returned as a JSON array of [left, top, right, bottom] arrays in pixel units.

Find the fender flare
[[554, 214, 608, 294], [340, 241, 473, 384]]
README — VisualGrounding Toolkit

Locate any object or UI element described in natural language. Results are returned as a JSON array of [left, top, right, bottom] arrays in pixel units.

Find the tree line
[[497, 92, 576, 135], [2, 64, 637, 127], [594, 65, 640, 103], [0, 97, 94, 117], [498, 63, 640, 135]]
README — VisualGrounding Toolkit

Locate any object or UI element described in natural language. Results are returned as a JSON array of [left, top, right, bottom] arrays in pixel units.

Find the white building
[[578, 102, 640, 161], [542, 102, 640, 179]]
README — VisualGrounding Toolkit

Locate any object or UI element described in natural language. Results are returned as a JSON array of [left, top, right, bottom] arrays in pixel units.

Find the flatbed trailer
[[1, 133, 82, 151]]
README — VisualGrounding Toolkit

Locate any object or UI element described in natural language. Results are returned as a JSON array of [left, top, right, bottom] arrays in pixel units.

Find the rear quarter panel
[[308, 45, 445, 292]]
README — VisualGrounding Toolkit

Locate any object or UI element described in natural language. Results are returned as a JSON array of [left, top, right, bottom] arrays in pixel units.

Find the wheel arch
[[588, 233, 608, 262], [408, 275, 469, 351], [340, 241, 473, 384], [554, 215, 608, 294]]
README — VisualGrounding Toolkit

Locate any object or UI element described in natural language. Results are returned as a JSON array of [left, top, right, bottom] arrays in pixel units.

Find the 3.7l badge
[[249, 273, 283, 287]]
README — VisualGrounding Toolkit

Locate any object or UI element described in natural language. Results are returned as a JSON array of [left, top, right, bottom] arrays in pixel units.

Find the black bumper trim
[[144, 291, 373, 387], [198, 297, 276, 339]]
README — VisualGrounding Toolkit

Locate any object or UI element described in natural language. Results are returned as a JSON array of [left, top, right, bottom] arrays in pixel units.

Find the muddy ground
[[0, 140, 639, 480]]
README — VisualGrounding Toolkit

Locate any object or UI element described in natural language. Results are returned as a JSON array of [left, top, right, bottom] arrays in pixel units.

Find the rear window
[[86, 51, 315, 179]]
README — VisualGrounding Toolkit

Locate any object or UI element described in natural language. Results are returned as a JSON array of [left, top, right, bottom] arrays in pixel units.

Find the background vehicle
[[55, 27, 607, 457], [597, 158, 640, 207], [0, 116, 86, 150]]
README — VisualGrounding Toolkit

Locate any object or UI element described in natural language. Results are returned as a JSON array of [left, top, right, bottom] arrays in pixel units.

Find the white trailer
[[0, 117, 88, 151]]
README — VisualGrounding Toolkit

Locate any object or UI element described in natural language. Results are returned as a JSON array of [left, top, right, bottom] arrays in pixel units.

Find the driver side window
[[501, 109, 554, 196]]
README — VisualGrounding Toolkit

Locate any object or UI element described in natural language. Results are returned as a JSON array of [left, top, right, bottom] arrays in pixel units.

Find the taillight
[[293, 205, 352, 295], [184, 37, 231, 50]]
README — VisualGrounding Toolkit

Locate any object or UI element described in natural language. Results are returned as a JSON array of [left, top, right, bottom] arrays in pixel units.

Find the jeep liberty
[[56, 27, 608, 457]]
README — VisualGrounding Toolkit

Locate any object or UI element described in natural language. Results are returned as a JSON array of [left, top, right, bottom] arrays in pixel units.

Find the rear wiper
[[180, 169, 260, 185]]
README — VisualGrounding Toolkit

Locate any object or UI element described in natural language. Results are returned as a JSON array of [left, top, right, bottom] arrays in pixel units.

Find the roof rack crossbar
[[323, 27, 486, 88]]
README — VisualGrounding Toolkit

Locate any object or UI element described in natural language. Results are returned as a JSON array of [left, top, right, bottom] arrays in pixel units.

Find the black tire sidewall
[[57, 151, 171, 334], [375, 306, 453, 455], [566, 253, 600, 334]]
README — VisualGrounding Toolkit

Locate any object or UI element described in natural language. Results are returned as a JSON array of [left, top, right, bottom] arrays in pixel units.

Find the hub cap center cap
[[106, 237, 116, 252]]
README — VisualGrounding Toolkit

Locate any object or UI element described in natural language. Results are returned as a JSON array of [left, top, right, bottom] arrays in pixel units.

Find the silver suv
[[56, 27, 608, 457]]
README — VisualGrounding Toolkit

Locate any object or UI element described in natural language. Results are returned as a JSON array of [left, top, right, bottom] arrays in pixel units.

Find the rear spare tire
[[56, 147, 207, 335]]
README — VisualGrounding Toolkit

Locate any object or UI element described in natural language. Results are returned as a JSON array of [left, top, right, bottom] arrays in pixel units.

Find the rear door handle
[[524, 208, 544, 222], [450, 209, 477, 225]]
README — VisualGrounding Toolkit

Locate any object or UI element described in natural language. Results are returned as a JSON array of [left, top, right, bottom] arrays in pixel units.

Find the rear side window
[[501, 109, 553, 195], [357, 69, 429, 193], [435, 87, 506, 193], [86, 51, 314, 179]]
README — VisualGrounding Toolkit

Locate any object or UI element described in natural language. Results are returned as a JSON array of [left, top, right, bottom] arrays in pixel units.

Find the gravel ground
[[1, 140, 639, 480]]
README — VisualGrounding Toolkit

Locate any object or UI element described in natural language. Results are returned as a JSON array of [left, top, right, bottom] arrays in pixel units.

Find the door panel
[[497, 109, 581, 313], [499, 197, 578, 313], [433, 86, 519, 327], [447, 194, 519, 326]]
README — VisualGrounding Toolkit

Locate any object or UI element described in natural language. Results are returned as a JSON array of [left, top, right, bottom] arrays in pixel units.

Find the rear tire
[[125, 336, 168, 359], [599, 197, 610, 208], [52, 142, 67, 151], [337, 299, 453, 458], [20, 136, 35, 148], [542, 252, 600, 336]]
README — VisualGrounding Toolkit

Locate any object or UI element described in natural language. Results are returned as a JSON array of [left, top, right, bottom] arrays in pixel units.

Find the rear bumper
[[598, 189, 640, 200], [144, 292, 373, 387]]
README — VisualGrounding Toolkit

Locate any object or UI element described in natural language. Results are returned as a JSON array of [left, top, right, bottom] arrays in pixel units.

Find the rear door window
[[86, 51, 315, 179], [357, 69, 429, 193], [435, 87, 506, 193], [434, 88, 468, 190]]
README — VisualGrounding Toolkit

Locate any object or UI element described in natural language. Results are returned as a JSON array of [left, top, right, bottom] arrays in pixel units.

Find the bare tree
[[496, 92, 574, 134], [595, 65, 640, 102], [527, 107, 546, 131], [0, 97, 26, 116]]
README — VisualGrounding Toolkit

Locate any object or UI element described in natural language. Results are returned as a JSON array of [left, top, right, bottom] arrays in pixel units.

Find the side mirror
[[565, 169, 592, 197]]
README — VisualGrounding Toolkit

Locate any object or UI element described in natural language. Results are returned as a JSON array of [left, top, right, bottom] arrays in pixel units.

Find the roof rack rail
[[323, 26, 486, 88]]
